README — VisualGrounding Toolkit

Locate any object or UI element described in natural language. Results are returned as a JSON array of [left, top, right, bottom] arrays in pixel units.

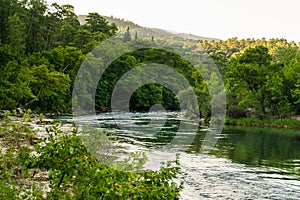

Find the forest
[[1, 0, 300, 120]]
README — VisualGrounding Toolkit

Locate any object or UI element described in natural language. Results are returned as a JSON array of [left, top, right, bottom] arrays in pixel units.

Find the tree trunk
[[260, 94, 266, 114]]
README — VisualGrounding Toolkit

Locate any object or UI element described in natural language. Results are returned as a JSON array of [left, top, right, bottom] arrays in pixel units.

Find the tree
[[8, 13, 26, 56], [0, 60, 35, 110], [84, 12, 117, 36], [25, 0, 48, 53], [29, 64, 71, 112], [123, 27, 131, 42], [46, 3, 80, 48], [134, 31, 138, 40], [228, 45, 272, 116], [278, 46, 300, 114], [0, 0, 20, 44]]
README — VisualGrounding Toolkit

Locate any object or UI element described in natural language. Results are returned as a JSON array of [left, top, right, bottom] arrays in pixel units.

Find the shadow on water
[[205, 126, 300, 179]]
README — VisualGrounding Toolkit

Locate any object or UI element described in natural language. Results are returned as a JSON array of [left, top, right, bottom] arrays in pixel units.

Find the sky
[[46, 0, 300, 42]]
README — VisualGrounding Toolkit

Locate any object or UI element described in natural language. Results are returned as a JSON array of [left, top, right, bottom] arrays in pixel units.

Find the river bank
[[0, 114, 76, 198], [224, 117, 300, 129], [0, 113, 183, 199]]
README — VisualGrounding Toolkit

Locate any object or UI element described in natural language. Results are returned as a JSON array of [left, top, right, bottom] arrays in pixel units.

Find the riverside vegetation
[[0, 113, 183, 199]]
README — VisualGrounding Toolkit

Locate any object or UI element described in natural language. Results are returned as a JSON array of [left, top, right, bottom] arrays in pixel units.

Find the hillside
[[78, 15, 218, 42]]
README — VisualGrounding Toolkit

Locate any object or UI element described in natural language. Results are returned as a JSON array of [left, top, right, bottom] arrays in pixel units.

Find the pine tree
[[123, 27, 131, 42]]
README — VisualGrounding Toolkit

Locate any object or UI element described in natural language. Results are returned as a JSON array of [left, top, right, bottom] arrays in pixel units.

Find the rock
[[0, 110, 10, 114], [37, 119, 55, 125], [30, 114, 37, 118], [16, 108, 23, 115]]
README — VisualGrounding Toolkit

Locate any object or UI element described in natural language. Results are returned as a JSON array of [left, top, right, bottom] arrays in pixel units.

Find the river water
[[65, 112, 300, 199]]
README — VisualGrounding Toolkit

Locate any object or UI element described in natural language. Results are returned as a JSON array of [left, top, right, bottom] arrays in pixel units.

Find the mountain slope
[[78, 15, 218, 42]]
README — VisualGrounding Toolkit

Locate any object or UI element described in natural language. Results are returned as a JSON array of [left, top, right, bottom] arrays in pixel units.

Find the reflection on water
[[65, 112, 300, 199], [212, 126, 300, 179]]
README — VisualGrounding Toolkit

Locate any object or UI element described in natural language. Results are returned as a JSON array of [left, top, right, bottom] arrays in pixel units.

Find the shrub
[[0, 121, 183, 199]]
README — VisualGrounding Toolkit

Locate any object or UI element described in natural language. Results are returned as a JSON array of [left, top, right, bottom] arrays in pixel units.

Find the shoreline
[[0, 114, 183, 199], [225, 117, 300, 129], [2, 109, 300, 130]]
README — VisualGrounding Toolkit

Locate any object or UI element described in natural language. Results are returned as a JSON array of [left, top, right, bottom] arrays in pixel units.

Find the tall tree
[[46, 3, 80, 48], [227, 45, 272, 116], [84, 12, 117, 36], [25, 0, 48, 53], [8, 13, 26, 56], [123, 27, 131, 42], [0, 0, 20, 44]]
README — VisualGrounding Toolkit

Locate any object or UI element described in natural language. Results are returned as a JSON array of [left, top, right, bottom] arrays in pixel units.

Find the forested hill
[[78, 15, 218, 42], [78, 15, 141, 30], [1, 0, 300, 119]]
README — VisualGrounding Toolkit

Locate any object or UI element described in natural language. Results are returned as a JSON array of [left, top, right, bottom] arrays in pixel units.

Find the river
[[64, 111, 300, 199]]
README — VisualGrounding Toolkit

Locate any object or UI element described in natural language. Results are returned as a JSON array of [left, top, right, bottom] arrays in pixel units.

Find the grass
[[225, 117, 300, 129]]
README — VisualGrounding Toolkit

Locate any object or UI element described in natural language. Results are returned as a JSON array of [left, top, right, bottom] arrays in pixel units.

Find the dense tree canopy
[[204, 38, 300, 118], [1, 0, 300, 120], [0, 0, 116, 113]]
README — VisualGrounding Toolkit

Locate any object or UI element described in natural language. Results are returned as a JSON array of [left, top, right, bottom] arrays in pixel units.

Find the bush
[[0, 121, 183, 199], [0, 180, 21, 200]]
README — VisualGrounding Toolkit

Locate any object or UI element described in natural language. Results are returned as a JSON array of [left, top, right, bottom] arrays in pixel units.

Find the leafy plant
[[20, 126, 183, 199], [3, 111, 11, 122], [23, 109, 31, 122], [39, 113, 44, 123], [0, 120, 183, 199], [0, 180, 21, 200]]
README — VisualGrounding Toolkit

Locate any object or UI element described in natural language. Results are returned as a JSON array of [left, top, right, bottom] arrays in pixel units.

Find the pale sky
[[46, 0, 300, 42]]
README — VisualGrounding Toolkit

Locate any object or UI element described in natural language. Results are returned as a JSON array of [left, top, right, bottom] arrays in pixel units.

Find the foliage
[[1, 0, 300, 119], [0, 180, 21, 200], [204, 38, 300, 118], [95, 46, 207, 114], [225, 117, 300, 128], [0, 120, 183, 199], [0, 0, 115, 113]]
